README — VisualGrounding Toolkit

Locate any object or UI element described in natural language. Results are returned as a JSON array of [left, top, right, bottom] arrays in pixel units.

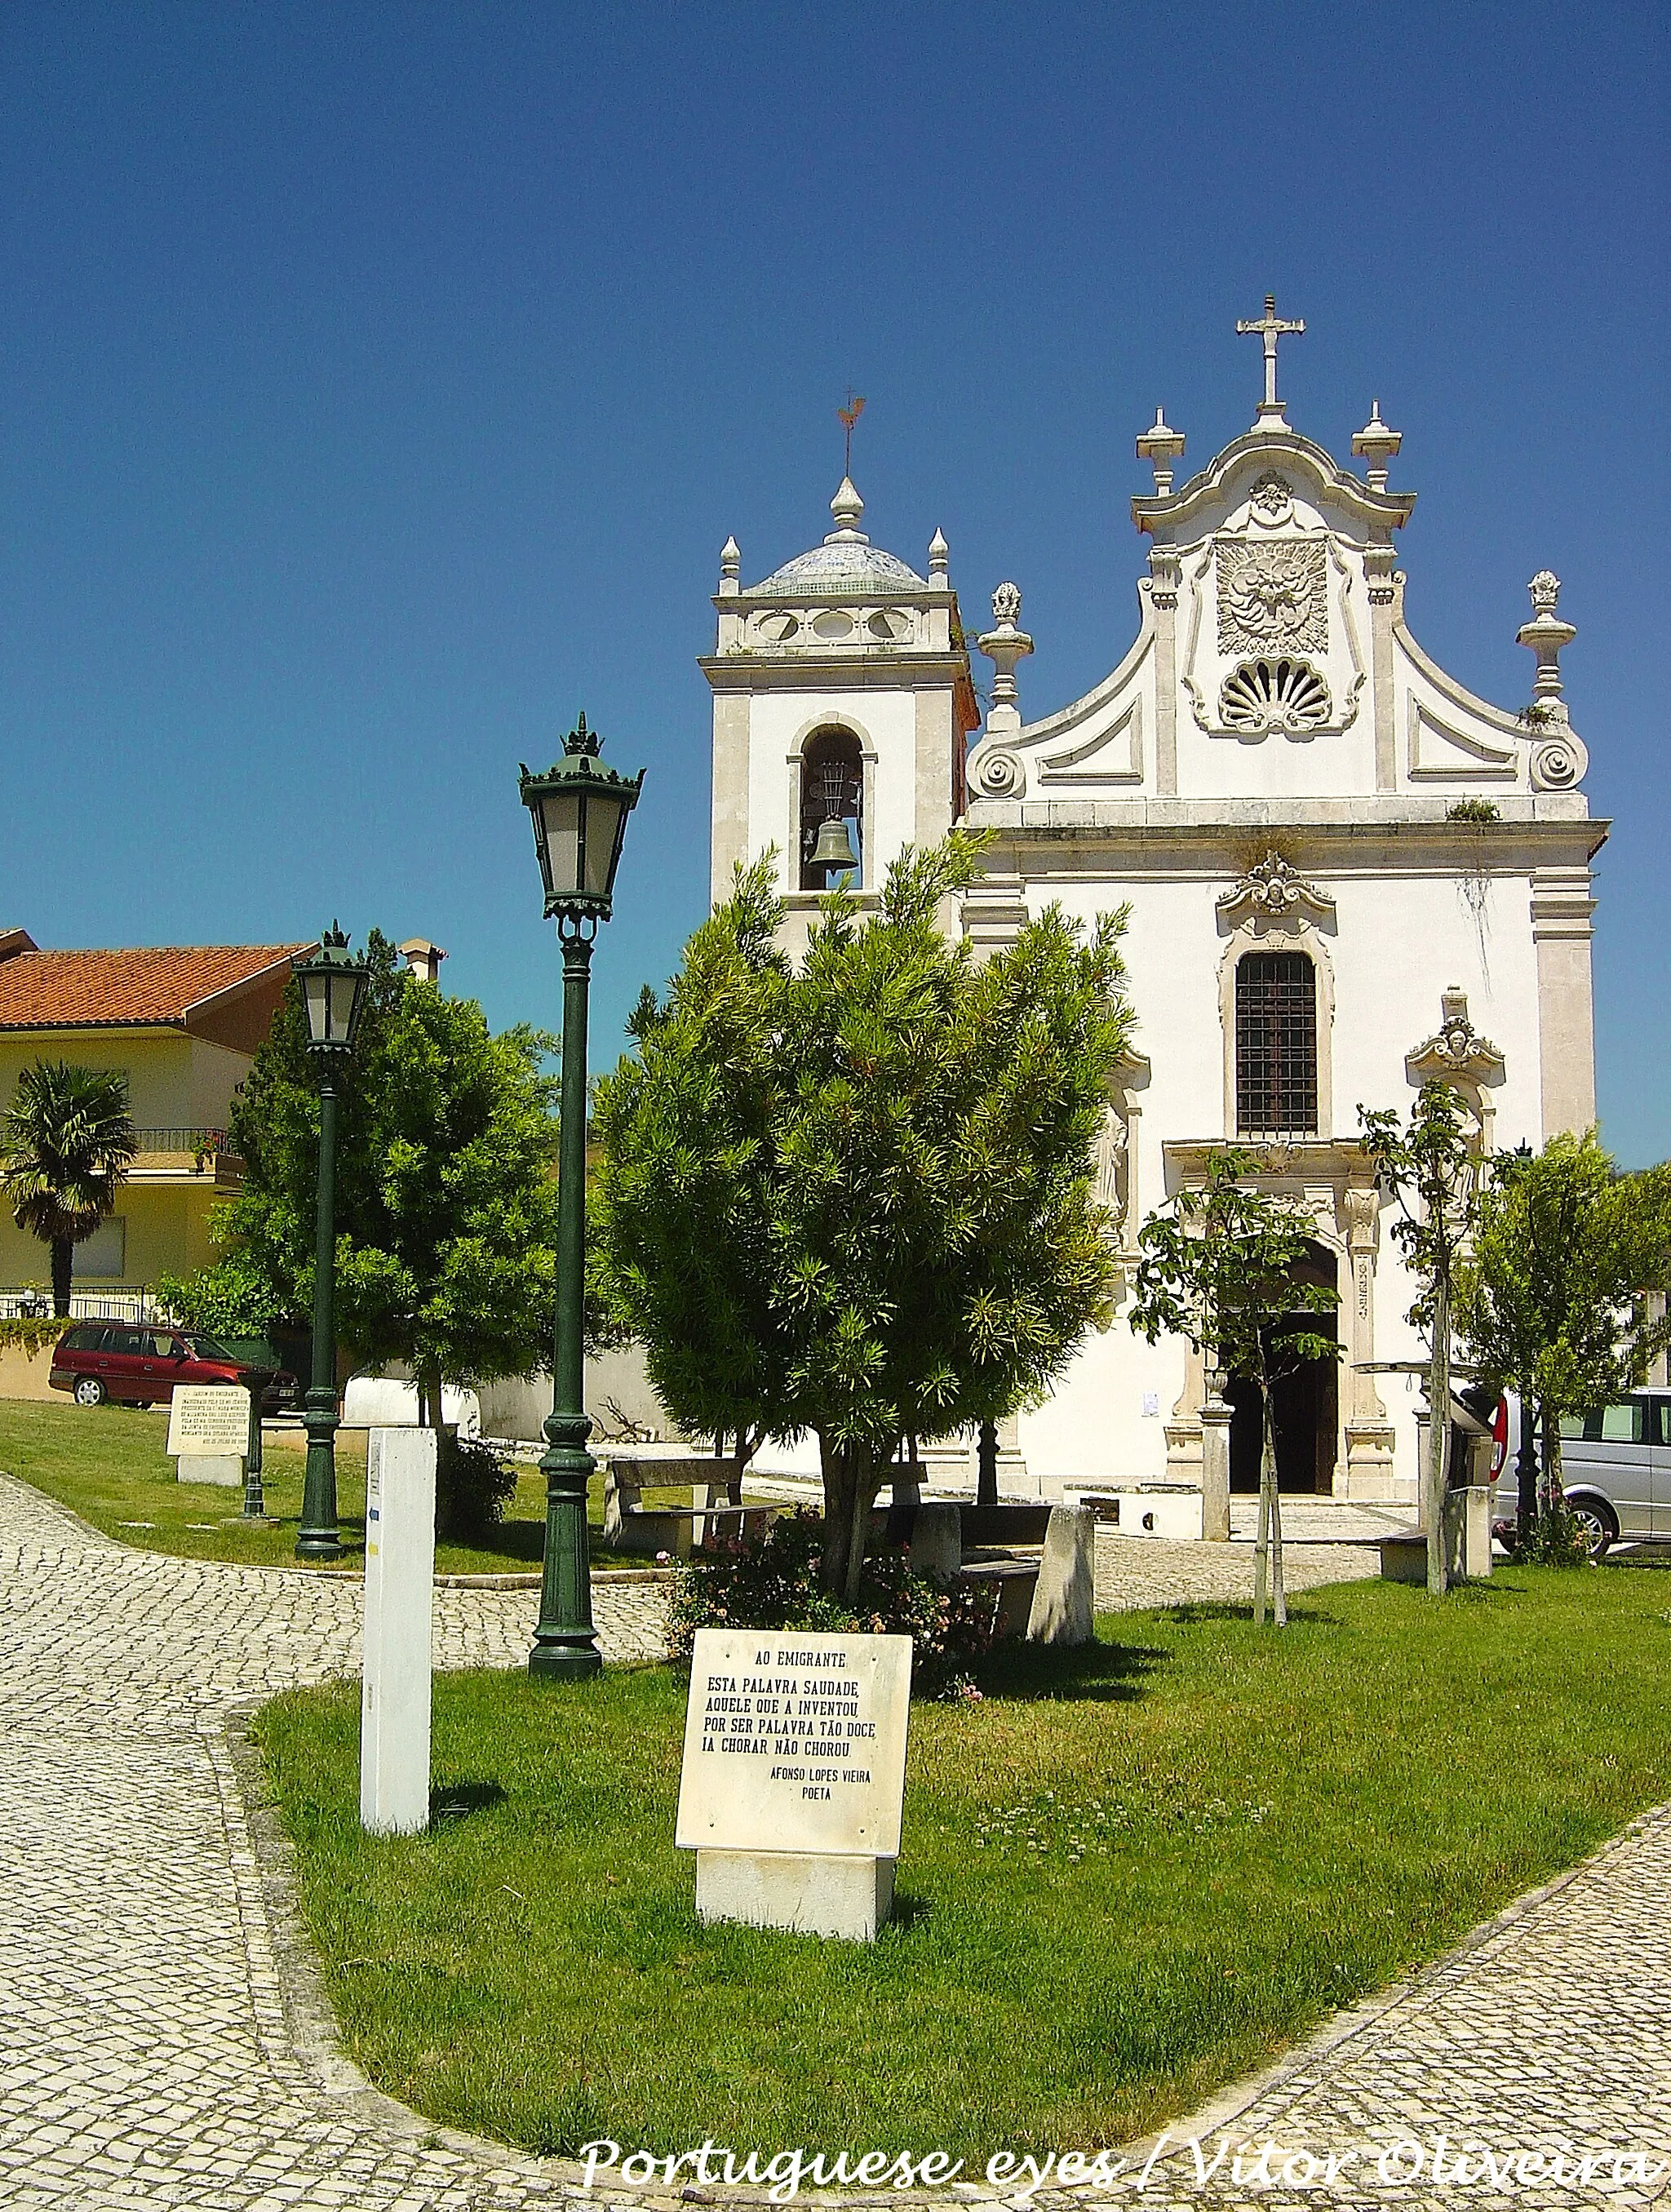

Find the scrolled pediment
[[1215, 852, 1336, 932], [1405, 988, 1505, 1089]]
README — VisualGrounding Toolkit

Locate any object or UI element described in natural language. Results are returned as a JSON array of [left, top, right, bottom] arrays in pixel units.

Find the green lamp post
[[292, 925, 370, 1563], [521, 713, 643, 1679]]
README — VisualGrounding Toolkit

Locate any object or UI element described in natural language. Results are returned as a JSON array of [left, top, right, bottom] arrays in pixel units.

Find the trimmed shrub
[[667, 1509, 1000, 1695], [437, 1433, 518, 1539]]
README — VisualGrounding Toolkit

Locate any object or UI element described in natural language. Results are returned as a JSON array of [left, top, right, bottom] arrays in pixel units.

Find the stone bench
[[1066, 1484, 1203, 1539], [909, 1501, 1097, 1646], [1378, 1487, 1495, 1583], [600, 1455, 777, 1558]]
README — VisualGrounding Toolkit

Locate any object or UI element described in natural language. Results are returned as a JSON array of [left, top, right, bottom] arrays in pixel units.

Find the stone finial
[[977, 582, 1033, 734], [718, 536, 741, 596], [827, 477, 867, 542], [1352, 399, 1403, 491], [927, 527, 949, 584], [1517, 570, 1576, 711], [1136, 406, 1186, 495]]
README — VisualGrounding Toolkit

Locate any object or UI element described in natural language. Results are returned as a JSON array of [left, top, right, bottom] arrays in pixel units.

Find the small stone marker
[[360, 1427, 437, 1837], [166, 1385, 250, 1487], [676, 1628, 911, 1941], [1026, 1504, 1095, 1645]]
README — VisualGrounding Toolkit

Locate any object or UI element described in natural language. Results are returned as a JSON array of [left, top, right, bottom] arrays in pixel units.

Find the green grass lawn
[[256, 1563, 1671, 2161], [0, 1398, 628, 1576]]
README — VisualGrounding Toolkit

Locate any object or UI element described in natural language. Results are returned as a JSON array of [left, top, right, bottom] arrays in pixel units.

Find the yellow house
[[0, 930, 308, 1304]]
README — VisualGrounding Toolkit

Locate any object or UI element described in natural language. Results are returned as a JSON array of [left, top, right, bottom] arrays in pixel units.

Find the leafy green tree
[[1457, 1131, 1671, 1544], [0, 1062, 136, 1314], [1359, 1084, 1478, 1594], [1128, 1148, 1338, 1628], [594, 834, 1134, 1600], [202, 931, 561, 1419], [157, 1246, 287, 1340]]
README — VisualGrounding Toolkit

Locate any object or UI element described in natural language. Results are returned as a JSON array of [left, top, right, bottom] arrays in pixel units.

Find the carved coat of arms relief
[[1215, 538, 1328, 657]]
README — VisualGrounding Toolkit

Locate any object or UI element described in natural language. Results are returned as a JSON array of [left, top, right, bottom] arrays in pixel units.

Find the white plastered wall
[[1002, 860, 1545, 1498]]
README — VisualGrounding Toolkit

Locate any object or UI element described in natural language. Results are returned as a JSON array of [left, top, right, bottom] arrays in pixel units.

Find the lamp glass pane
[[583, 791, 626, 896], [328, 972, 361, 1041], [539, 791, 583, 898], [301, 971, 331, 1045]]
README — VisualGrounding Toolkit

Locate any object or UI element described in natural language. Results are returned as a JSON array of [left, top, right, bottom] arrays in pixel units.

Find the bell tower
[[701, 477, 980, 942]]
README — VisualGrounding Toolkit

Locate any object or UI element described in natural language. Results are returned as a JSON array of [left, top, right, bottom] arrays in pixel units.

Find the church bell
[[810, 813, 858, 874]]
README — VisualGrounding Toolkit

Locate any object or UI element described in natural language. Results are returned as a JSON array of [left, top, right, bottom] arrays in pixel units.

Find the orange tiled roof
[[0, 945, 308, 1031]]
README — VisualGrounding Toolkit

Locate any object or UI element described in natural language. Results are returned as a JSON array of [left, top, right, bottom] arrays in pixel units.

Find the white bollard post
[[360, 1426, 437, 1836]]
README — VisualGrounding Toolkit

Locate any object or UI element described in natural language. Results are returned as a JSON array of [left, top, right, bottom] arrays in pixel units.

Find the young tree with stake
[[1359, 1084, 1478, 1595], [1128, 1149, 1338, 1627]]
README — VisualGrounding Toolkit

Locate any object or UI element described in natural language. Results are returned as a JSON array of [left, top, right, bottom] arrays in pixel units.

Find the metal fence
[[0, 1287, 157, 1323]]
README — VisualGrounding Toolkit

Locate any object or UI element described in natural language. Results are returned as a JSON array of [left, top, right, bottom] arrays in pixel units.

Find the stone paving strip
[[1, 1468, 1665, 2208]]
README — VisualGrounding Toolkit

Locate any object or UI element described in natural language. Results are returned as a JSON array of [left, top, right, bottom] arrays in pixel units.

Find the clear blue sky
[[2, 5, 1665, 1159]]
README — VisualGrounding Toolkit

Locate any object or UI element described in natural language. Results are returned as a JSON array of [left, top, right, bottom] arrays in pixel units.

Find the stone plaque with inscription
[[676, 1629, 911, 1939], [166, 1384, 251, 1485]]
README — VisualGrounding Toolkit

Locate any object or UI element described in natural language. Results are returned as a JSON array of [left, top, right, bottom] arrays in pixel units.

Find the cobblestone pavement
[[2, 1469, 1667, 2209]]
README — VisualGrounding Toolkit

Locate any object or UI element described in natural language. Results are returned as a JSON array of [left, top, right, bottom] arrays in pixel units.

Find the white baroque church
[[702, 304, 1606, 1521]]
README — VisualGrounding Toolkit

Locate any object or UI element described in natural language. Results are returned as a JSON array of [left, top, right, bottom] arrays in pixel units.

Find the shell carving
[[1218, 656, 1332, 738]]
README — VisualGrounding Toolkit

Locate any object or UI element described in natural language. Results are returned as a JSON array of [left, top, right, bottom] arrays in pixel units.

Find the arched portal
[[1227, 1239, 1340, 1494]]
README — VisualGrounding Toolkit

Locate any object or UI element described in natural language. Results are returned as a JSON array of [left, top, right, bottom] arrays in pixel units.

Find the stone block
[[908, 1501, 961, 1585], [176, 1454, 243, 1487], [1026, 1505, 1095, 1645], [1444, 1485, 1494, 1580], [694, 1849, 894, 1941], [1378, 1532, 1429, 1583]]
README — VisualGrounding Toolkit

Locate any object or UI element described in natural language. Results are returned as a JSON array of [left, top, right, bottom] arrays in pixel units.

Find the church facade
[[702, 308, 1607, 1517]]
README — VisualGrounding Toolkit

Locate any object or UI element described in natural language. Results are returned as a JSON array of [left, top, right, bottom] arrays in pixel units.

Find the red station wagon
[[49, 1323, 295, 1413]]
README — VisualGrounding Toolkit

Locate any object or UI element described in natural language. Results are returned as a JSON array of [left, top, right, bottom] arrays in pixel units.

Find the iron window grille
[[1235, 950, 1319, 1135]]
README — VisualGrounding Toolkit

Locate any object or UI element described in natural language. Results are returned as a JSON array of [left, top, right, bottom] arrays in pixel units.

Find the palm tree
[[1, 1062, 137, 1314]]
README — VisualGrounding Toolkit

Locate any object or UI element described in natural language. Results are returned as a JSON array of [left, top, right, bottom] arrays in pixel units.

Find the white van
[[1489, 1390, 1670, 1556]]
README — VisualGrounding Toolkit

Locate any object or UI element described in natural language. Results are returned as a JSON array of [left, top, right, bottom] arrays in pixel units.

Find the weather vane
[[837, 389, 866, 474]]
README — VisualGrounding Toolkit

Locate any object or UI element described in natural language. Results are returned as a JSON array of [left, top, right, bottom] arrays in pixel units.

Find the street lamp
[[521, 713, 643, 1679], [292, 925, 370, 1562]]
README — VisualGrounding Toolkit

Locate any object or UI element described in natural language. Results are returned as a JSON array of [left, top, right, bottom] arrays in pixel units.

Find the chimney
[[399, 938, 447, 987]]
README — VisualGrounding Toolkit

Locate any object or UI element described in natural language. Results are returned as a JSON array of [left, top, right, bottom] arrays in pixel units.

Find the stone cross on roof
[[1236, 292, 1305, 418]]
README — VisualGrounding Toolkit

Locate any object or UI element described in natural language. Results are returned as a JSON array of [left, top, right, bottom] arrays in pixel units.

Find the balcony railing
[[131, 1127, 233, 1158]]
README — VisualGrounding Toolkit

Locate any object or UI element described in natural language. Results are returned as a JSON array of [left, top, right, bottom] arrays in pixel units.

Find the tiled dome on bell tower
[[701, 477, 979, 945]]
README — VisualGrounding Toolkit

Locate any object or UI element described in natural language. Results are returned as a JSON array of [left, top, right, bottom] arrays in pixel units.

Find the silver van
[[1491, 1391, 1671, 1556]]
